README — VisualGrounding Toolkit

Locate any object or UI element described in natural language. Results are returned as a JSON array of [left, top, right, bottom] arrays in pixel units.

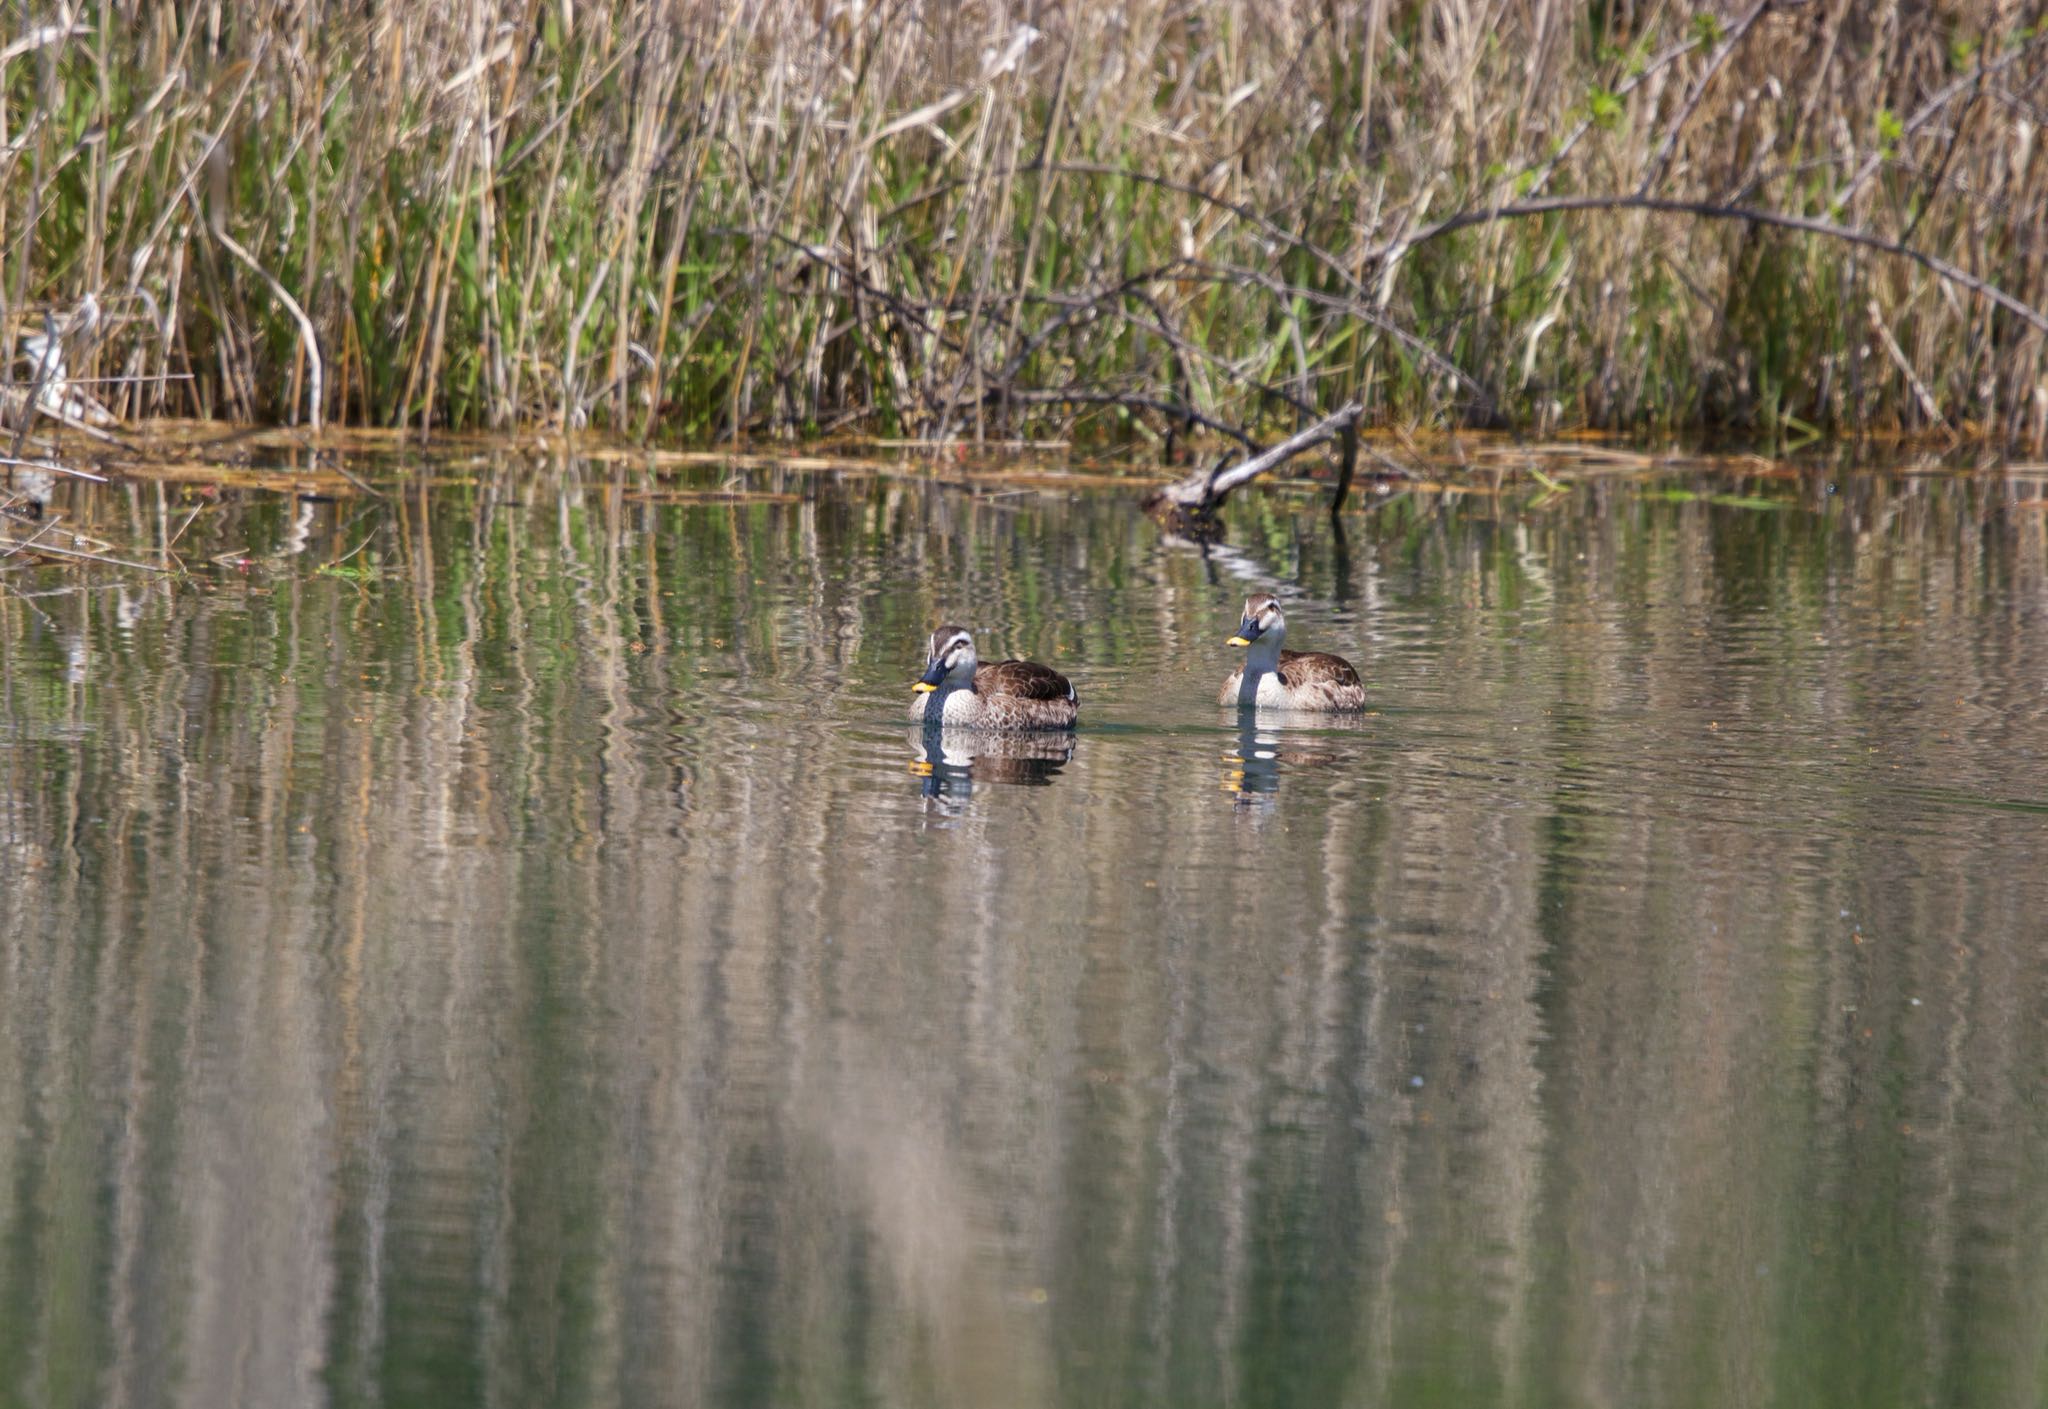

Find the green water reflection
[[2, 456, 2046, 1408]]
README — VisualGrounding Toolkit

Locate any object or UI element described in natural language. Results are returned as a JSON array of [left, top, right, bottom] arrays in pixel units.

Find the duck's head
[[1227, 594, 1285, 648], [915, 625, 979, 692]]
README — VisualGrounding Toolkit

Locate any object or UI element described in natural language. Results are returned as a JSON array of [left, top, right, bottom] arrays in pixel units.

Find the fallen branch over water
[[1143, 403, 1364, 533]]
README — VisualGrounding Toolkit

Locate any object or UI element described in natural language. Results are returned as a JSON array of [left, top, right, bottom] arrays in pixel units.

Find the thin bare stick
[[994, 387, 1259, 450], [1865, 299, 1946, 431], [1839, 35, 2047, 208], [0, 534, 170, 572], [1371, 195, 2048, 335], [200, 180, 324, 428], [1636, 1, 1773, 196], [560, 253, 614, 427], [0, 455, 107, 482], [0, 512, 64, 558]]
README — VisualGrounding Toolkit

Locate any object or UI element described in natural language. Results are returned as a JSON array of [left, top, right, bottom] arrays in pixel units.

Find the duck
[[1219, 594, 1365, 710], [911, 625, 1078, 729]]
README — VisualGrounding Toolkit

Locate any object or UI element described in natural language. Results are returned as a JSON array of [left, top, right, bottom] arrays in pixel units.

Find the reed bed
[[1, 0, 2043, 448]]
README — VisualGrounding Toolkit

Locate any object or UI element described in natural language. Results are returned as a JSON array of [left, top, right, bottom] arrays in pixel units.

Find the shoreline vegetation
[[0, 1, 2044, 454]]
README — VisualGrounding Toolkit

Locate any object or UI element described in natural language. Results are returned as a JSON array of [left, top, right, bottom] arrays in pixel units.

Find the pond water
[[3, 449, 2047, 1408]]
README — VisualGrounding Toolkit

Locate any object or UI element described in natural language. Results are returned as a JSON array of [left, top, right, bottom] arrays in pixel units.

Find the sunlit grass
[[0, 2, 2041, 447]]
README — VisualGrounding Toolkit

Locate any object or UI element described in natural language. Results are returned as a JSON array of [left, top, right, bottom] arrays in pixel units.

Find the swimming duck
[[1220, 594, 1365, 710], [911, 625, 1078, 729]]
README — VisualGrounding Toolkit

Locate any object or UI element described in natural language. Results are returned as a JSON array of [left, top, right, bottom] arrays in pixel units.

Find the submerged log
[[1141, 402, 1363, 536]]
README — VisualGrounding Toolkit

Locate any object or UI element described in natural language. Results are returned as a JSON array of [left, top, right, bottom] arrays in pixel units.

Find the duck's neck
[[1243, 630, 1284, 674], [1234, 631, 1282, 703]]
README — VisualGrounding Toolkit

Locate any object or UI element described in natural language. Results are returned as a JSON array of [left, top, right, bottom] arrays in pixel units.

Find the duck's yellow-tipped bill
[[1227, 635, 1251, 647], [912, 680, 938, 692]]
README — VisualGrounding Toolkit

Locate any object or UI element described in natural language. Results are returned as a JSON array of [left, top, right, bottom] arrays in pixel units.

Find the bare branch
[[1637, 1, 1774, 196], [1371, 195, 2048, 335], [993, 388, 1260, 450], [1839, 33, 2048, 208], [1150, 402, 1363, 516]]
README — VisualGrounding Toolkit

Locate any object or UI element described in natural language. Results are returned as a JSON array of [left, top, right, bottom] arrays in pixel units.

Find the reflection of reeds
[[2, 464, 2047, 1401], [1, 3, 2042, 444]]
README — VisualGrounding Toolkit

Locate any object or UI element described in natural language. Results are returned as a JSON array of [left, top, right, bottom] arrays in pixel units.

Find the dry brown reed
[[0, 0, 2042, 448]]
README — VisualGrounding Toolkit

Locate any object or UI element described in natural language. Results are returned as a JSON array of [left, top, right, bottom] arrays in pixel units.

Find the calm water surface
[[3, 452, 2047, 1408]]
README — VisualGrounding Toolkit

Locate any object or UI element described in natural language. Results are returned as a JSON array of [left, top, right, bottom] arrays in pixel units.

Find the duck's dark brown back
[[975, 659, 1074, 701], [1276, 650, 1360, 690]]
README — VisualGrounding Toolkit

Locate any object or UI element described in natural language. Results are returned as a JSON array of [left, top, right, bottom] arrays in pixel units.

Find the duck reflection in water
[[910, 724, 1074, 802], [1222, 717, 1359, 809]]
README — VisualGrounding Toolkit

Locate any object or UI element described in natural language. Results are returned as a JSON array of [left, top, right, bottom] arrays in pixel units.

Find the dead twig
[[197, 137, 324, 430], [1865, 299, 1948, 434], [1636, 1, 1774, 196], [0, 534, 171, 573], [1144, 402, 1364, 534], [1371, 195, 2048, 336], [0, 455, 107, 482], [992, 388, 1260, 451], [1838, 34, 2048, 208]]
